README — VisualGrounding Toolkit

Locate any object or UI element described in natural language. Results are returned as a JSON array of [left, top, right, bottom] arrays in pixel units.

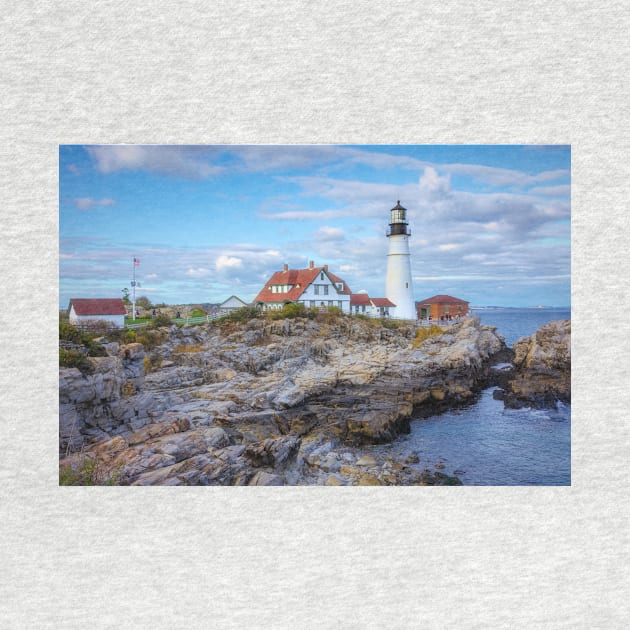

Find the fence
[[125, 314, 220, 329]]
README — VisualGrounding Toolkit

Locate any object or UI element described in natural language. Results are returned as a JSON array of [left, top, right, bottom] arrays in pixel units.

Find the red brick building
[[416, 294, 469, 321]]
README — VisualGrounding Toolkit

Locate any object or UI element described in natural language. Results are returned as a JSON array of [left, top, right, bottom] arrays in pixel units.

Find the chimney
[[283, 263, 288, 272], [309, 260, 314, 269], [323, 264, 328, 271]]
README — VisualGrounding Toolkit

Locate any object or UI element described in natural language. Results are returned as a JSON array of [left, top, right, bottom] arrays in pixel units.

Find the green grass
[[124, 317, 152, 325]]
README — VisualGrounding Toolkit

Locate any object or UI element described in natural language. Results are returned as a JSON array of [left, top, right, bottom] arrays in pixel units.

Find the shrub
[[173, 344, 204, 353], [412, 325, 444, 347], [59, 348, 94, 374], [136, 328, 167, 350], [280, 302, 307, 319], [220, 306, 260, 323], [85, 339, 107, 357], [313, 305, 343, 324], [59, 456, 123, 486], [143, 355, 162, 373], [382, 318, 403, 330], [105, 328, 137, 344], [149, 313, 172, 328], [59, 322, 83, 344]]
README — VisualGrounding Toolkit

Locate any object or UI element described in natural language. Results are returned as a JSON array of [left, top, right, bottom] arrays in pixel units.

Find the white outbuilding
[[68, 298, 127, 328], [219, 295, 250, 314]]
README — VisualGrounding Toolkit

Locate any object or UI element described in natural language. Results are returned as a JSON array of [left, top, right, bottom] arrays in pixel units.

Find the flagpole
[[132, 257, 136, 321]]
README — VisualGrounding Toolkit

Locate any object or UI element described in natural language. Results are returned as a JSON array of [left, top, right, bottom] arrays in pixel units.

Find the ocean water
[[377, 307, 571, 485], [474, 306, 571, 347]]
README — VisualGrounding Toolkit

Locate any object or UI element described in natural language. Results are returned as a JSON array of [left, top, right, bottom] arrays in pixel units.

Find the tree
[[135, 295, 152, 310], [122, 288, 130, 304]]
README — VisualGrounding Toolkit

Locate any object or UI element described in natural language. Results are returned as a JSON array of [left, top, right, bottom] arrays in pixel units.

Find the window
[[323, 285, 328, 296], [320, 272, 324, 280], [392, 207, 405, 223], [338, 301, 342, 308], [314, 285, 320, 295], [405, 282, 408, 289], [310, 301, 315, 307]]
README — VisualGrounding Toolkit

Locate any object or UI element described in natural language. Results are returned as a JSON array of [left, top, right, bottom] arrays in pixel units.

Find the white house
[[219, 295, 250, 314], [254, 261, 353, 312], [253, 261, 395, 318], [350, 293, 396, 318], [68, 298, 127, 328]]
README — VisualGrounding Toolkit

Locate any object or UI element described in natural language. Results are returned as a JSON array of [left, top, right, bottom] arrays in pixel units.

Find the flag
[[134, 257, 140, 266]]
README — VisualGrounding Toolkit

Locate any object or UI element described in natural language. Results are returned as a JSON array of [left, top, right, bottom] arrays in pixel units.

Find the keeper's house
[[68, 298, 127, 328], [254, 261, 396, 318], [416, 294, 469, 321], [254, 261, 353, 312]]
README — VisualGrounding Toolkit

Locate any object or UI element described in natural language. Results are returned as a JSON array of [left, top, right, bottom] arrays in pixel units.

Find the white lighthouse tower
[[386, 200, 416, 320]]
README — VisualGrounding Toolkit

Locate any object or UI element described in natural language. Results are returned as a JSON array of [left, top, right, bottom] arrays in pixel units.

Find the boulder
[[502, 320, 571, 408]]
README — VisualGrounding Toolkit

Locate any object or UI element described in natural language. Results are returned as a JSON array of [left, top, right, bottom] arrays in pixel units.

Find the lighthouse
[[385, 200, 416, 320]]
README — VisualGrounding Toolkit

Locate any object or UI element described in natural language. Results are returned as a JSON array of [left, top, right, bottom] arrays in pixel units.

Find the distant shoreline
[[469, 306, 570, 311]]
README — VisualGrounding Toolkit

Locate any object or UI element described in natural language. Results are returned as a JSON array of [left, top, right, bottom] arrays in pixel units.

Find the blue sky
[[59, 144, 570, 308]]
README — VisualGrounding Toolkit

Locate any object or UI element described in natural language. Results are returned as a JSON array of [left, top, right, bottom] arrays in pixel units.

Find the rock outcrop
[[59, 315, 506, 485], [495, 320, 571, 408]]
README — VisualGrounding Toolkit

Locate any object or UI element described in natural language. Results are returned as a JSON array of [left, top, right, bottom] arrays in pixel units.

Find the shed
[[219, 295, 250, 314], [416, 294, 469, 321], [68, 298, 127, 328]]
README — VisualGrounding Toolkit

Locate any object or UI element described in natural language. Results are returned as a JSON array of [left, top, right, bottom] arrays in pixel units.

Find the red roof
[[69, 298, 127, 316], [327, 271, 352, 295], [349, 294, 395, 307], [416, 294, 469, 306], [254, 265, 352, 304], [371, 297, 396, 307], [350, 293, 371, 306]]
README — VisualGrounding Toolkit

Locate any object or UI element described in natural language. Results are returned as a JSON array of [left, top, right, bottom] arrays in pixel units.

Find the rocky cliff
[[495, 319, 571, 408], [59, 315, 507, 485]]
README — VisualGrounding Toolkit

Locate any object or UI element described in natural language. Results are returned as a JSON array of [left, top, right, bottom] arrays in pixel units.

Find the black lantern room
[[387, 200, 410, 237]]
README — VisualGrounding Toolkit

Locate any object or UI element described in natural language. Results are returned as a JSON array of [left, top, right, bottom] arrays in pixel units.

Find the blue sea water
[[474, 306, 571, 347], [377, 307, 571, 485]]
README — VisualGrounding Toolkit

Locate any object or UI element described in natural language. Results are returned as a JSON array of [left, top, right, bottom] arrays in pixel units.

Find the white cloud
[[419, 167, 451, 195], [74, 197, 116, 210], [529, 184, 571, 196], [185, 267, 211, 278], [215, 255, 243, 271], [87, 145, 224, 179], [315, 226, 345, 241]]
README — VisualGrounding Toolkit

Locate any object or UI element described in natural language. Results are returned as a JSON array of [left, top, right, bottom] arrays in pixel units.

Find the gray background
[[1, 1, 628, 627]]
